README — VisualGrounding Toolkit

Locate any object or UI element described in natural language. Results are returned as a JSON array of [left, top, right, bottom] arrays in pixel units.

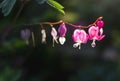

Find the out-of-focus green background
[[0, 0, 120, 81]]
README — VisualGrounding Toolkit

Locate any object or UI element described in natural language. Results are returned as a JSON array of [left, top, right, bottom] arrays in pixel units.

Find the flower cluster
[[51, 17, 105, 49], [20, 17, 105, 49], [72, 20, 105, 49], [51, 23, 67, 46]]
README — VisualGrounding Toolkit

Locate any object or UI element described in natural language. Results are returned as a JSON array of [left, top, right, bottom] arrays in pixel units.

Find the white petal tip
[[73, 42, 81, 49], [91, 42, 96, 48], [59, 37, 66, 45]]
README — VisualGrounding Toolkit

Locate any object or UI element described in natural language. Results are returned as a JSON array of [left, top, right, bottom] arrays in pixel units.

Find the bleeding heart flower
[[21, 29, 31, 40], [41, 29, 46, 44], [58, 23, 67, 45], [51, 27, 58, 44], [72, 29, 88, 49], [96, 20, 104, 28], [21, 29, 31, 45], [88, 26, 105, 47]]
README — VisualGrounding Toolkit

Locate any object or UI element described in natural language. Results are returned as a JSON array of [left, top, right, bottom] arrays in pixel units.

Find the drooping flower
[[96, 20, 104, 28], [72, 29, 88, 49], [51, 27, 58, 45], [41, 29, 46, 44], [21, 29, 31, 45], [58, 23, 67, 45], [88, 26, 105, 47]]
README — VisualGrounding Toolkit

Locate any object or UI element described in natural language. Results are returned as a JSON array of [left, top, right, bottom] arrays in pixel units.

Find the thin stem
[[16, 17, 102, 29], [64, 22, 88, 28], [32, 32, 35, 47], [1, 16, 102, 45], [88, 16, 103, 27], [1, 0, 29, 44], [52, 38, 54, 47], [40, 20, 63, 25], [13, 0, 29, 24]]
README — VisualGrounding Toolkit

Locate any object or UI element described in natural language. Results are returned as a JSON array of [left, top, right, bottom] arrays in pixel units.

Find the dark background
[[0, 0, 120, 81]]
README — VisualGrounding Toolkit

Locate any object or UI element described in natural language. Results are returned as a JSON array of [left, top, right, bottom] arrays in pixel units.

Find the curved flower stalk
[[51, 27, 58, 47], [72, 29, 88, 49], [58, 23, 67, 45], [21, 29, 31, 45], [19, 16, 105, 49], [88, 26, 105, 47]]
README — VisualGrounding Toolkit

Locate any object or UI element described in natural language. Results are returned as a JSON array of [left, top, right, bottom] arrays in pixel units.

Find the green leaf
[[0, 0, 16, 16], [58, 9, 65, 15], [47, 0, 64, 9], [47, 0, 65, 15]]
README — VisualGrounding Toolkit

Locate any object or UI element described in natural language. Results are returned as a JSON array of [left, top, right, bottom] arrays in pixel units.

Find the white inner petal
[[59, 37, 66, 45], [91, 39, 96, 48], [73, 42, 81, 49]]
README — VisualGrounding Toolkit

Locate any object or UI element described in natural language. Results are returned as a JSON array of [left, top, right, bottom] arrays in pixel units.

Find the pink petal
[[88, 26, 99, 40], [72, 29, 88, 43], [58, 23, 67, 37], [98, 35, 105, 41], [72, 29, 81, 42], [51, 27, 57, 39]]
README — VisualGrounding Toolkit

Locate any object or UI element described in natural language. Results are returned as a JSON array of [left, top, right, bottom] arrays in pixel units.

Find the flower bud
[[97, 20, 104, 28]]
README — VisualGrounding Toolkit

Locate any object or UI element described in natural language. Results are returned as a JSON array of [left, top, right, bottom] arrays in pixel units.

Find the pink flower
[[51, 27, 58, 44], [88, 26, 105, 47], [58, 23, 67, 45], [72, 29, 88, 49], [96, 20, 104, 28]]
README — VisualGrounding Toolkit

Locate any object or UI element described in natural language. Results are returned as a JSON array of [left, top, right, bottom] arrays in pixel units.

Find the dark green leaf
[[0, 0, 16, 16]]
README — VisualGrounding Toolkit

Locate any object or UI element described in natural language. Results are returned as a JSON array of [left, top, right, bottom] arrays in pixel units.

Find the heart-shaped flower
[[88, 26, 105, 47], [58, 23, 67, 45], [72, 29, 88, 49], [51, 27, 58, 44]]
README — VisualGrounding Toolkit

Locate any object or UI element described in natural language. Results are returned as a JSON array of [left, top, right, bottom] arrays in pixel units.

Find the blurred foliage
[[112, 30, 120, 47], [0, 0, 65, 16], [0, 0, 120, 81], [47, 0, 65, 15], [0, 67, 21, 81], [0, 0, 16, 16]]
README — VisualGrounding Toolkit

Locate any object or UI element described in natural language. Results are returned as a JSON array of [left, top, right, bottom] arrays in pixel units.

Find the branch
[[1, 16, 103, 45], [20, 16, 102, 29]]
